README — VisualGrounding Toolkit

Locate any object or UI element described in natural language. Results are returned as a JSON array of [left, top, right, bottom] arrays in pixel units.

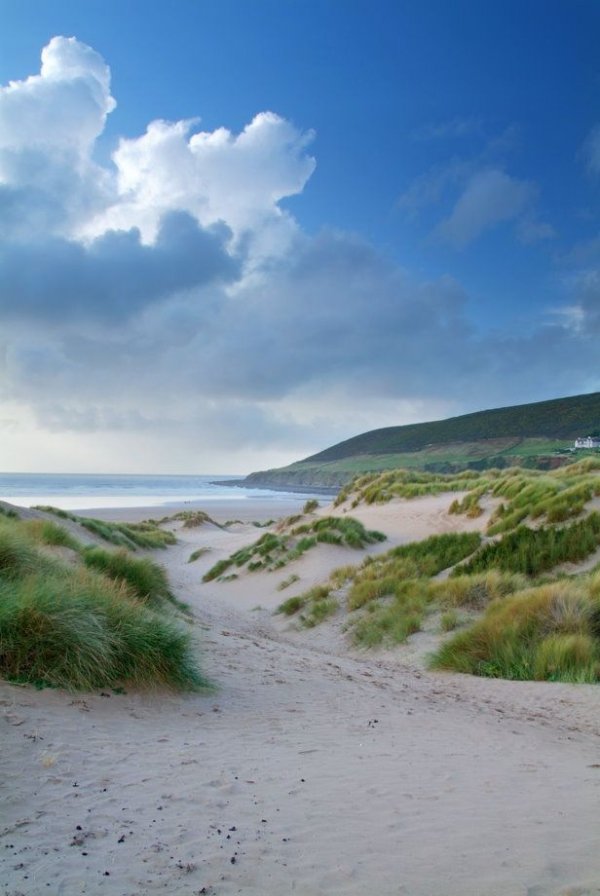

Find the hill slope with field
[[241, 391, 600, 489]]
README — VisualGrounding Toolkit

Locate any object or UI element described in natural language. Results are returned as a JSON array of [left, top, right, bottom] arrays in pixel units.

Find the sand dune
[[2, 494, 600, 895]]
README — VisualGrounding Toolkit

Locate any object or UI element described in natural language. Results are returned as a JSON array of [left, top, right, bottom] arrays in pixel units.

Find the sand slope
[[2, 495, 600, 896]]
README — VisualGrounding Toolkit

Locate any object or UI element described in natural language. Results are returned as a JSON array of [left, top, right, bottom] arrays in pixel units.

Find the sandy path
[[2, 496, 600, 896]]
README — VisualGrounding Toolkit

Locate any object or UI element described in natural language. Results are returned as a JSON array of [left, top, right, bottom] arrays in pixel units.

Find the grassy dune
[[432, 577, 600, 682], [0, 514, 204, 691], [35, 506, 176, 549], [288, 462, 600, 683], [203, 515, 385, 582]]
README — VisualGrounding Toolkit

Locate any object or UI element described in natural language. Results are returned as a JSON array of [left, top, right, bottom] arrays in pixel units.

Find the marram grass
[[204, 515, 385, 581], [431, 578, 600, 682], [82, 547, 174, 608], [0, 571, 204, 690], [0, 514, 204, 690]]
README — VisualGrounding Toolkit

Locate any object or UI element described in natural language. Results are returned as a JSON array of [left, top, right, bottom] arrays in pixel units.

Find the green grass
[[274, 531, 482, 646], [276, 594, 307, 616], [158, 510, 220, 529], [299, 534, 525, 648], [0, 519, 61, 580], [454, 513, 600, 577], [275, 584, 337, 627], [428, 570, 528, 609], [352, 584, 426, 647], [301, 596, 338, 628], [24, 518, 81, 551], [82, 547, 177, 609], [440, 610, 460, 632], [0, 515, 203, 690], [0, 570, 204, 690], [431, 577, 600, 682], [347, 532, 481, 611], [34, 507, 176, 550], [277, 573, 300, 591], [303, 499, 320, 514], [332, 458, 600, 533], [203, 516, 386, 581], [188, 547, 210, 563]]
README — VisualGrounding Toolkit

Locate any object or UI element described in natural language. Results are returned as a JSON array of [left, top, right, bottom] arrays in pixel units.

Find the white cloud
[[583, 124, 600, 175], [411, 117, 483, 141], [0, 37, 117, 238], [0, 36, 114, 155], [0, 37, 596, 474], [87, 111, 316, 258], [436, 168, 534, 248]]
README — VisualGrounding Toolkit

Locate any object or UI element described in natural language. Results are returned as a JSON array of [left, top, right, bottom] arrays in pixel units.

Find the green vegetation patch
[[275, 531, 483, 644], [431, 577, 600, 682], [24, 518, 81, 551], [455, 513, 600, 577], [276, 584, 338, 628], [203, 515, 385, 581], [82, 547, 180, 610], [35, 506, 177, 550], [336, 459, 600, 535], [348, 532, 482, 611], [158, 510, 220, 529], [0, 570, 203, 690], [188, 546, 211, 563], [0, 515, 203, 690], [303, 499, 320, 514]]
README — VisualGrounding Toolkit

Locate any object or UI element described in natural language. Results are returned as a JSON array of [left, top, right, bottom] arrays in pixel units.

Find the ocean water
[[0, 472, 316, 511]]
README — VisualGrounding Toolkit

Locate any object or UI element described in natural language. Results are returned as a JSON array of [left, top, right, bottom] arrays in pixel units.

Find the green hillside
[[305, 391, 600, 462], [242, 392, 600, 489]]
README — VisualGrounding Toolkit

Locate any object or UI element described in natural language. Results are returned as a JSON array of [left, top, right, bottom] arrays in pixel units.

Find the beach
[[2, 493, 600, 895]]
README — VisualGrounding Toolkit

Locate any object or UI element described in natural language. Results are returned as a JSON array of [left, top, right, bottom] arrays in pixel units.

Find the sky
[[0, 0, 599, 474]]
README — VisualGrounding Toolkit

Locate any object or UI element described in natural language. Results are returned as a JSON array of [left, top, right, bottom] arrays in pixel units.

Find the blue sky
[[0, 0, 598, 472]]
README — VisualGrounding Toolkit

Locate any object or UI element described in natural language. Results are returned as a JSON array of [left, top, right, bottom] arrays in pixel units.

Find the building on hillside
[[574, 436, 600, 449]]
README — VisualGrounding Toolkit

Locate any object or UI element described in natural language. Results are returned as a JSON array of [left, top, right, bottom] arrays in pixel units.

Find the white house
[[574, 436, 600, 449]]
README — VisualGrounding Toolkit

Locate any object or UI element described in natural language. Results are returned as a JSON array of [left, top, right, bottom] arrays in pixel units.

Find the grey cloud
[[411, 118, 484, 141], [1, 226, 598, 451], [574, 270, 600, 333], [583, 125, 600, 175], [0, 211, 238, 323], [436, 168, 535, 248], [397, 158, 472, 216]]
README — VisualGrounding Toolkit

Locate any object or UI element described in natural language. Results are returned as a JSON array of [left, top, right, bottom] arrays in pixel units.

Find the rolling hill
[[239, 392, 600, 490]]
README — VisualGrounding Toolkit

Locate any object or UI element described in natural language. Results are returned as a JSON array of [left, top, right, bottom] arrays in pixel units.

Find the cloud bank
[[0, 37, 597, 472]]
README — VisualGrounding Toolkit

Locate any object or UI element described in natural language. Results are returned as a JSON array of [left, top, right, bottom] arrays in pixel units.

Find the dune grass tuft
[[455, 513, 600, 577], [24, 518, 81, 551], [0, 515, 203, 690], [431, 578, 600, 682], [188, 547, 211, 563], [303, 499, 320, 514], [82, 547, 174, 608], [0, 570, 204, 690], [34, 507, 176, 550], [204, 515, 385, 581], [276, 584, 337, 627]]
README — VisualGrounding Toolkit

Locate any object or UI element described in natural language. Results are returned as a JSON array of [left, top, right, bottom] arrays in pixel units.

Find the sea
[[0, 472, 322, 512]]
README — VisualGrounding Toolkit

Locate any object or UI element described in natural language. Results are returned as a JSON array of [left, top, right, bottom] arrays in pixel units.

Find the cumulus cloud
[[0, 37, 597, 473], [0, 212, 237, 323], [0, 36, 116, 238], [86, 111, 316, 261]]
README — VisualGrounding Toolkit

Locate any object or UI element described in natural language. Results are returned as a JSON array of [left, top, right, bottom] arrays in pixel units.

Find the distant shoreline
[[211, 478, 339, 496]]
